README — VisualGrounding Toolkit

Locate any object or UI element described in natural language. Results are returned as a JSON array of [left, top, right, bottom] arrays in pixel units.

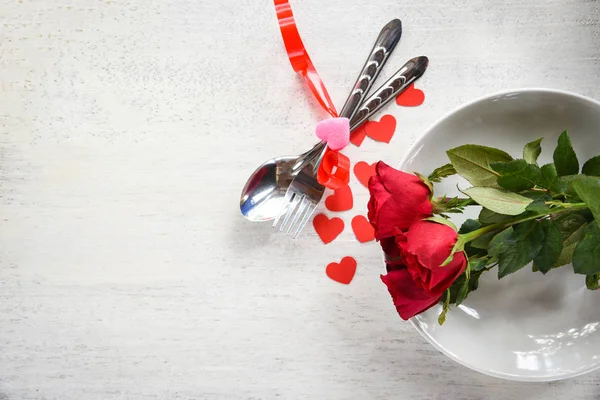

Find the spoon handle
[[338, 19, 403, 120], [349, 56, 429, 130]]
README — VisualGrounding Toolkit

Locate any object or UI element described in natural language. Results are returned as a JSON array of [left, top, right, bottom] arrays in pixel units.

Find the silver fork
[[275, 56, 430, 237]]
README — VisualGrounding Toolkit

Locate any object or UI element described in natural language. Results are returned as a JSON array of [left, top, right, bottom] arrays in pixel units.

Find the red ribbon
[[317, 150, 351, 190], [274, 0, 350, 189], [274, 0, 337, 118]]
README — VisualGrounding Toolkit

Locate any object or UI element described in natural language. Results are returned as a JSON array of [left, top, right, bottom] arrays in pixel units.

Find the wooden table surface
[[2, 0, 600, 398]]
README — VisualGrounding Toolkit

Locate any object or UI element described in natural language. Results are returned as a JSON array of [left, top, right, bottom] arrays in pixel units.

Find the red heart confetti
[[351, 215, 375, 243], [349, 122, 368, 147], [396, 83, 425, 107], [312, 214, 344, 244], [354, 161, 377, 188], [364, 114, 396, 143], [326, 256, 357, 284], [325, 185, 353, 212]]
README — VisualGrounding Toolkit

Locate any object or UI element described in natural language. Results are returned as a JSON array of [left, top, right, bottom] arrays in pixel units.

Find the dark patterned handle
[[338, 19, 403, 120], [349, 56, 429, 130]]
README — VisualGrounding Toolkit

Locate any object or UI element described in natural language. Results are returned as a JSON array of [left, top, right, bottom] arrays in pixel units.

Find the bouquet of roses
[[368, 130, 600, 324]]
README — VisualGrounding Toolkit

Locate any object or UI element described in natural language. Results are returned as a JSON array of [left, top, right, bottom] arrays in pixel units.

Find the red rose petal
[[367, 162, 433, 239], [381, 269, 441, 320], [405, 220, 460, 268], [400, 220, 468, 296]]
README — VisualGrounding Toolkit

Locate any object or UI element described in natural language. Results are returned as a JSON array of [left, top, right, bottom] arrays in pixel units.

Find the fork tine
[[286, 196, 309, 235], [279, 193, 301, 232], [272, 191, 292, 227], [291, 201, 317, 238]]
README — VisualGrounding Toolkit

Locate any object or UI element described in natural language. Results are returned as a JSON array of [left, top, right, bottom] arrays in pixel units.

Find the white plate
[[398, 88, 600, 381]]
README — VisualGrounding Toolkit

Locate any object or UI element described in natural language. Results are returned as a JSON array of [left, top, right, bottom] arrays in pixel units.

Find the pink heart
[[315, 117, 350, 151]]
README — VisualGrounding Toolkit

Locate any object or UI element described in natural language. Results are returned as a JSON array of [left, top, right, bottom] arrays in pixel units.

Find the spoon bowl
[[240, 154, 308, 222]]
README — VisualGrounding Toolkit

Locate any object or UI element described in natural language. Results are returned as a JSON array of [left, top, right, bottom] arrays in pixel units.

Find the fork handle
[[349, 56, 429, 130], [338, 19, 402, 120]]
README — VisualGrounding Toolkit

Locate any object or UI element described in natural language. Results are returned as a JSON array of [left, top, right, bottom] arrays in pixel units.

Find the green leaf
[[552, 220, 587, 268], [523, 138, 543, 165], [586, 274, 600, 290], [438, 290, 451, 325], [491, 159, 542, 192], [464, 245, 485, 258], [554, 231, 586, 268], [572, 175, 600, 225], [523, 191, 551, 214], [555, 213, 588, 238], [488, 228, 515, 258], [414, 172, 434, 195], [478, 208, 515, 225], [459, 219, 481, 234], [573, 223, 600, 275], [553, 130, 579, 176], [459, 221, 485, 257], [539, 163, 559, 192], [526, 199, 550, 213], [557, 175, 583, 200], [470, 231, 497, 249], [469, 257, 491, 272], [462, 187, 533, 216], [522, 190, 550, 201], [533, 220, 563, 274], [469, 271, 483, 292], [428, 163, 457, 183], [424, 216, 457, 231], [582, 156, 600, 177], [447, 266, 486, 306], [497, 221, 545, 279], [455, 280, 470, 306], [446, 145, 513, 187]]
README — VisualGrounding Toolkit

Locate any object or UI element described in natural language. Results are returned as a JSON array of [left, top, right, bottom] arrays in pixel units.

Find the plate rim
[[398, 87, 600, 382]]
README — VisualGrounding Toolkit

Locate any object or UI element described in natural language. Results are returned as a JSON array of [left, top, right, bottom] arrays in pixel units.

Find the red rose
[[381, 221, 467, 320], [367, 162, 433, 240]]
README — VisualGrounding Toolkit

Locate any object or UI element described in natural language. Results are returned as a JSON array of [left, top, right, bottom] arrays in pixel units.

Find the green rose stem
[[459, 202, 589, 244]]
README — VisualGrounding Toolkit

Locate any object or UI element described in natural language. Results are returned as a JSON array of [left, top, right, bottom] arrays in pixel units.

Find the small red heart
[[364, 114, 396, 143], [326, 256, 357, 284], [396, 84, 425, 107], [351, 215, 375, 243], [354, 161, 377, 188], [349, 122, 368, 147], [312, 214, 344, 244], [325, 185, 353, 212]]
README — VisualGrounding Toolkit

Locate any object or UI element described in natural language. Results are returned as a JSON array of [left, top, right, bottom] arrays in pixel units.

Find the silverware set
[[240, 19, 428, 238]]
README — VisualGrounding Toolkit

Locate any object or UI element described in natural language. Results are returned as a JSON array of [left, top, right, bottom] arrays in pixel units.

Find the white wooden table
[[2, 0, 600, 398]]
